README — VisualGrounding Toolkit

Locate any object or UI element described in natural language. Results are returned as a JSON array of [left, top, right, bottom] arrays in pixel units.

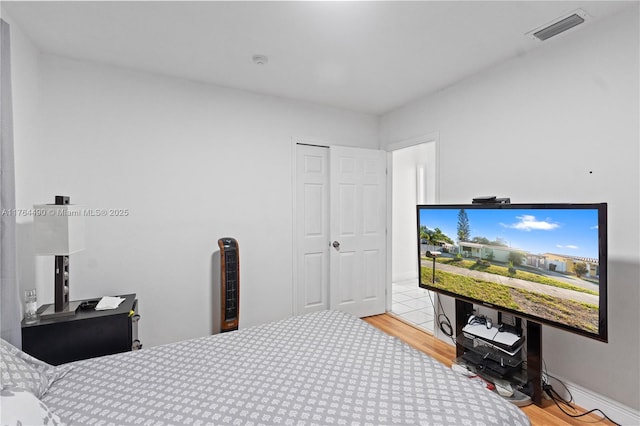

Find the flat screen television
[[417, 203, 607, 342]]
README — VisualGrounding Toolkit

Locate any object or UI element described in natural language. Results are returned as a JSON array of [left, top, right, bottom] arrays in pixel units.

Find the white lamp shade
[[33, 204, 85, 255]]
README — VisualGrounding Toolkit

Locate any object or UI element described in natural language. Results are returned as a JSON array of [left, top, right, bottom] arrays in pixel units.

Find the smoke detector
[[527, 9, 590, 41], [252, 54, 269, 65]]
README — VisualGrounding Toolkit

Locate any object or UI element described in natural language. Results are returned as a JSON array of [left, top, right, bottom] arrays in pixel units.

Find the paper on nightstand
[[95, 296, 126, 310]]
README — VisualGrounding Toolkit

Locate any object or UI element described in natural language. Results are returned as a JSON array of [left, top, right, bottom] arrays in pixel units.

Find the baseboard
[[552, 376, 640, 425]]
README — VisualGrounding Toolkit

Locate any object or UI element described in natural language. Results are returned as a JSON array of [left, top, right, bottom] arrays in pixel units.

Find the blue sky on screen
[[419, 207, 600, 259]]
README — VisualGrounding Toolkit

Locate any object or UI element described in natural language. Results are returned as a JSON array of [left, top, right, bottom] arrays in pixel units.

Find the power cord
[[542, 363, 621, 425], [543, 384, 620, 425], [426, 290, 455, 344]]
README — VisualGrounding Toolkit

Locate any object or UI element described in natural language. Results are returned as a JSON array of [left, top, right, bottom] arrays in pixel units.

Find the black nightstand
[[21, 293, 141, 365]]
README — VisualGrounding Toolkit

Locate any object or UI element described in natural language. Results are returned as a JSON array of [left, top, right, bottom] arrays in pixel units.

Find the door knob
[[332, 241, 340, 249]]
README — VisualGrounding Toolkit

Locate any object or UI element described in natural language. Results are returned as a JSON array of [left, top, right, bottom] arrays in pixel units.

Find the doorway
[[389, 138, 437, 332]]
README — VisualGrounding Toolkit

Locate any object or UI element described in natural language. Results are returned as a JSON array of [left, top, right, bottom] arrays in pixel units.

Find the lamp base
[[54, 255, 70, 312], [39, 301, 82, 320]]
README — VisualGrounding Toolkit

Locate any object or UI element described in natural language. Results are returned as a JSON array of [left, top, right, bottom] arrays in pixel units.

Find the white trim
[[384, 131, 440, 204], [385, 152, 393, 311], [384, 131, 439, 152], [549, 374, 640, 425], [291, 137, 299, 316], [386, 132, 440, 313]]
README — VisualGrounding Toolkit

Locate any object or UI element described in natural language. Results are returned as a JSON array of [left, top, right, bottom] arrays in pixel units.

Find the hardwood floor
[[364, 313, 616, 426]]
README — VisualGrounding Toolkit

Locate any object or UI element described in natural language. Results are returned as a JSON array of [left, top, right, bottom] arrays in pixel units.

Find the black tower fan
[[218, 238, 239, 332]]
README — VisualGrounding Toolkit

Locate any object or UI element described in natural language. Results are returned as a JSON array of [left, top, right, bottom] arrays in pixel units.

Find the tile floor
[[391, 280, 435, 332]]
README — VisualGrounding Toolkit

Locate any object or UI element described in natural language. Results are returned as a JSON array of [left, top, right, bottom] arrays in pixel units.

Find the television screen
[[417, 203, 607, 342]]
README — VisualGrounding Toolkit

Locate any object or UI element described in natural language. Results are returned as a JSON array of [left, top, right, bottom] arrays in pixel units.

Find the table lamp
[[33, 196, 85, 318]]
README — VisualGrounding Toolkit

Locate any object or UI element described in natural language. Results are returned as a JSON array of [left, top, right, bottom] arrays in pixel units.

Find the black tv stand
[[455, 299, 543, 406]]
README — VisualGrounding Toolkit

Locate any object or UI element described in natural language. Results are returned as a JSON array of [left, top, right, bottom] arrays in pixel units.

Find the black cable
[[542, 359, 620, 425], [545, 371, 573, 403], [541, 359, 553, 395], [545, 385, 621, 426], [491, 328, 500, 341], [426, 290, 455, 344], [439, 314, 453, 336]]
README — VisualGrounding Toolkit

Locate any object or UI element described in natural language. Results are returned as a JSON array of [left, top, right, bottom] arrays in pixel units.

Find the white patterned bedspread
[[44, 310, 530, 425]]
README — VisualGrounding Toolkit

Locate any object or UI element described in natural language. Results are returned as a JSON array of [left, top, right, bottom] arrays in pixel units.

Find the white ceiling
[[2, 1, 635, 115]]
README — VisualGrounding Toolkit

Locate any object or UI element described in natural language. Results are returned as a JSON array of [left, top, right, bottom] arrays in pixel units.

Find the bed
[[2, 310, 530, 425]]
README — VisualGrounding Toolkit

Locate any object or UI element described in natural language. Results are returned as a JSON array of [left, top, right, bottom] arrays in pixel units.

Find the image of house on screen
[[456, 241, 600, 279], [542, 253, 600, 278]]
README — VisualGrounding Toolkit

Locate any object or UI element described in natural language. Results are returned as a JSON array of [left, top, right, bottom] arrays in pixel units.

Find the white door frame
[[384, 132, 439, 311]]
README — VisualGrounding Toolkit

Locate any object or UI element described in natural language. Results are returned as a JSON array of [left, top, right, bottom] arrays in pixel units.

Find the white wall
[[380, 7, 639, 414], [1, 13, 41, 315], [10, 47, 378, 347]]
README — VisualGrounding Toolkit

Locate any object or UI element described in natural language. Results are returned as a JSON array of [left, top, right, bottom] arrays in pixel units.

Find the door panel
[[337, 251, 356, 305], [329, 146, 386, 317], [303, 253, 324, 306], [363, 249, 380, 300], [295, 145, 329, 315], [338, 184, 356, 235]]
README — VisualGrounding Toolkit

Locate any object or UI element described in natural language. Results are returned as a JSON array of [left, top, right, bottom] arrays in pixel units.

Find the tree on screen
[[457, 209, 470, 242]]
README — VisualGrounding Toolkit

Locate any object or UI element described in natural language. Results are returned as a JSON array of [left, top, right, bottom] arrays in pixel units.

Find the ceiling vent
[[527, 9, 589, 41]]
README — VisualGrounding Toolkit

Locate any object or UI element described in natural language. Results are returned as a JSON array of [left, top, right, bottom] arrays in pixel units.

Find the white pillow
[[0, 339, 72, 398], [0, 388, 65, 426]]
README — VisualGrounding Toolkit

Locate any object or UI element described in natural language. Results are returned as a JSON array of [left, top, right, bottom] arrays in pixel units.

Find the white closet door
[[294, 144, 387, 318], [294, 144, 330, 315], [329, 146, 387, 317]]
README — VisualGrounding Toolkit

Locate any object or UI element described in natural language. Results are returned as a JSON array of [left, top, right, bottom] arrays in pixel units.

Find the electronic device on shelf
[[460, 351, 517, 378], [462, 316, 525, 354], [452, 358, 532, 407], [77, 299, 99, 311]]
